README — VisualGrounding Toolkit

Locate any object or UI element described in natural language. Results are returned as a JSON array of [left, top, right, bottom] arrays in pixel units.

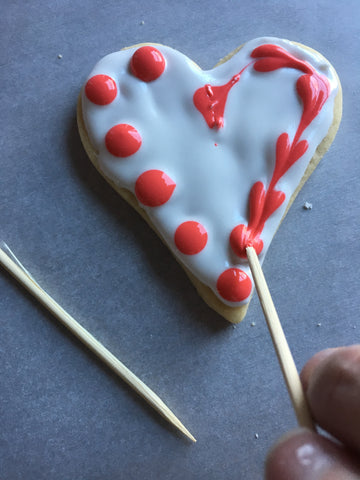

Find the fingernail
[[291, 436, 333, 479], [265, 430, 356, 480]]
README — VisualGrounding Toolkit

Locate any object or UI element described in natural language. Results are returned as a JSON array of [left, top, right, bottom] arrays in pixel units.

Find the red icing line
[[130, 46, 165, 82], [229, 44, 330, 259], [174, 221, 208, 255], [105, 124, 142, 157], [135, 170, 176, 207], [193, 64, 250, 129], [85, 74, 117, 105], [217, 268, 252, 302]]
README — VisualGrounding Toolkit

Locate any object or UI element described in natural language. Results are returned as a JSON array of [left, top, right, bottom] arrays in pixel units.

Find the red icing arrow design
[[231, 45, 330, 258], [193, 44, 330, 259]]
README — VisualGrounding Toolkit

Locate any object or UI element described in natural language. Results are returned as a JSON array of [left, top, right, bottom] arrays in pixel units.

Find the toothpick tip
[[184, 430, 197, 443], [186, 430, 197, 443], [170, 417, 196, 442]]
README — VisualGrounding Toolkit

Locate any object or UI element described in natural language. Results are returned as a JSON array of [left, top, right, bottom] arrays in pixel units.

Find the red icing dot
[[217, 268, 252, 302], [135, 170, 176, 207], [105, 124, 142, 157], [175, 221, 208, 255], [130, 46, 165, 82], [85, 74, 117, 105]]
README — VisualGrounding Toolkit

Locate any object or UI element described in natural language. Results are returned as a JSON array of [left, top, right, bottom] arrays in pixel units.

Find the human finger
[[300, 345, 360, 452], [265, 428, 360, 480]]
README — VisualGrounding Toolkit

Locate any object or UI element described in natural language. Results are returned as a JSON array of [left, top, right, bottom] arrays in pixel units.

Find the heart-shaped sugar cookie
[[77, 37, 342, 323]]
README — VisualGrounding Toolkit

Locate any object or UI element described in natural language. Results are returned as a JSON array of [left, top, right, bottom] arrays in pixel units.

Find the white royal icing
[[82, 37, 339, 306]]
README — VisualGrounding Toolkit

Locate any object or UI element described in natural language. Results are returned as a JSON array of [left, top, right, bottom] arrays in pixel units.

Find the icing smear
[[82, 37, 339, 307]]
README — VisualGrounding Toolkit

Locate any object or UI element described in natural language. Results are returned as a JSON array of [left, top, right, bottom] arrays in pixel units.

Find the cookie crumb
[[57, 54, 63, 59], [303, 201, 312, 210], [317, 322, 322, 327], [251, 322, 256, 327], [254, 433, 259, 439]]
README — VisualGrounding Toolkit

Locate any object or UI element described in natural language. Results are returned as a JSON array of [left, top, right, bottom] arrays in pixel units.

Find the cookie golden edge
[[77, 41, 342, 324]]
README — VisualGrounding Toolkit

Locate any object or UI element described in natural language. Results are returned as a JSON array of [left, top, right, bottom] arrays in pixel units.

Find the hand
[[265, 345, 360, 479]]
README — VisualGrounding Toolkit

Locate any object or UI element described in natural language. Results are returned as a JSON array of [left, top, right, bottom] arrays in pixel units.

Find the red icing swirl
[[230, 224, 263, 259]]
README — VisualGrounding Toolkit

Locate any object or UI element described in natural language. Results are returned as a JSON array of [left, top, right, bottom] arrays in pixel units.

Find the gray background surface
[[1, 1, 359, 479]]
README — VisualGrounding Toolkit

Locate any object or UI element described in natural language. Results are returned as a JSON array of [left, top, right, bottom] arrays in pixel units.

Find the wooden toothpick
[[0, 246, 196, 442], [246, 246, 315, 431]]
